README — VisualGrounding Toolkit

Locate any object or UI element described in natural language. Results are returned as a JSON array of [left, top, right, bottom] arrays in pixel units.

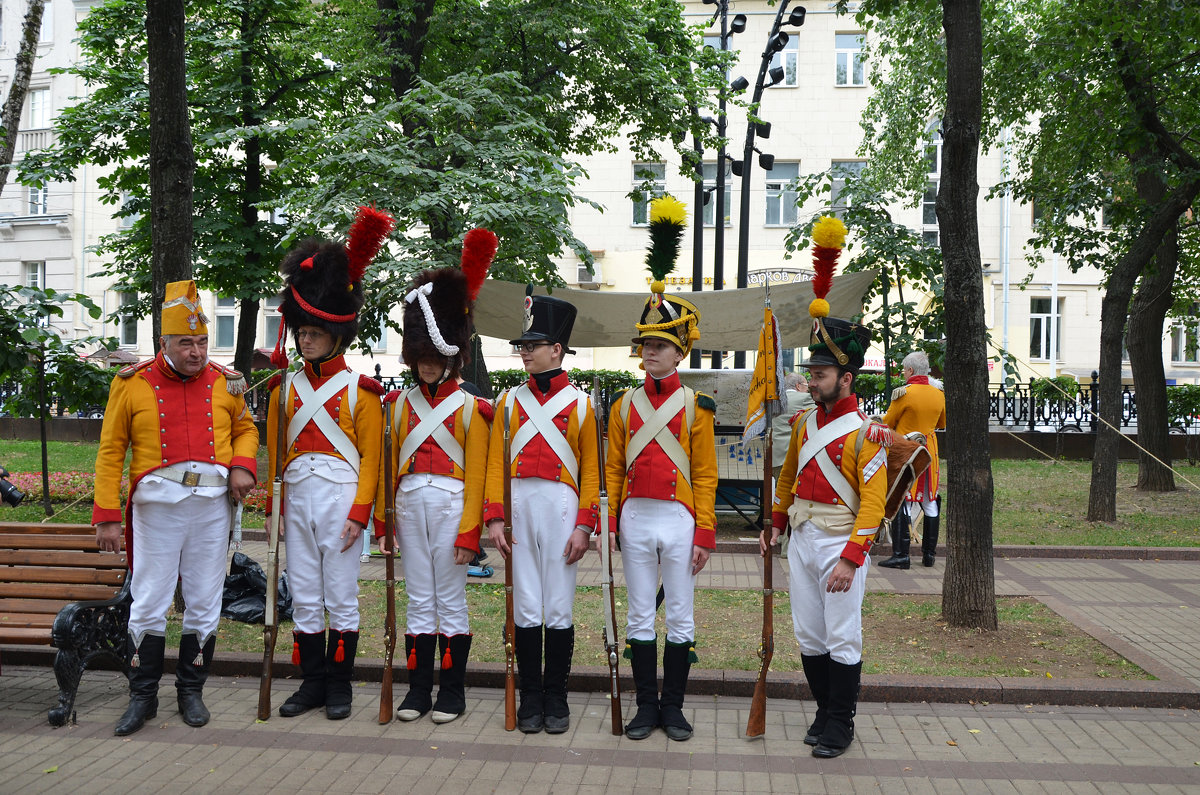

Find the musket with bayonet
[[593, 377, 623, 735], [378, 398, 397, 724], [502, 397, 517, 731], [257, 365, 289, 721]]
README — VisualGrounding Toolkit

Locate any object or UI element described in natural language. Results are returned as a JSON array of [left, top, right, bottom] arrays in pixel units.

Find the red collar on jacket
[[816, 394, 861, 427], [906, 375, 930, 386], [303, 353, 347, 380], [643, 369, 681, 397], [420, 379, 460, 401], [528, 369, 570, 399], [154, 351, 207, 383]]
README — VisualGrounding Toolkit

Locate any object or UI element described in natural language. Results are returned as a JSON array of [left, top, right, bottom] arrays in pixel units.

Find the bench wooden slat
[[0, 549, 127, 568], [0, 522, 99, 535], [0, 612, 56, 629], [0, 566, 125, 586], [0, 533, 106, 551], [0, 627, 54, 645], [0, 597, 71, 614], [0, 581, 123, 601]]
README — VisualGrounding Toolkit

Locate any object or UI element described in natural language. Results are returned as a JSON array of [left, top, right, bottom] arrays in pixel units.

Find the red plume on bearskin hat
[[273, 206, 395, 367], [401, 227, 497, 374]]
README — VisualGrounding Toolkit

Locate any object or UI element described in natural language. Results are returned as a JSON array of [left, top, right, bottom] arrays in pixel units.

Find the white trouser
[[620, 498, 696, 644], [128, 490, 230, 645], [283, 475, 362, 633], [787, 519, 870, 665], [397, 474, 469, 636], [907, 495, 939, 518], [511, 478, 578, 630]]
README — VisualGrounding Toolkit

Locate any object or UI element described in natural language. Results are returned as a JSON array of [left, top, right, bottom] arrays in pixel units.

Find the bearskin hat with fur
[[402, 268, 472, 373], [278, 240, 363, 344]]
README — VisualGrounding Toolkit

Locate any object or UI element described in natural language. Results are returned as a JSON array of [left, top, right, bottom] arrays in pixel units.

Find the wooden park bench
[[0, 522, 130, 726]]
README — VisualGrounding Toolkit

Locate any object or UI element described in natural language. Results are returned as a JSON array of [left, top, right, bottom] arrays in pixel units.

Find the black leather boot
[[800, 652, 831, 746], [397, 633, 436, 721], [659, 640, 695, 741], [431, 634, 472, 724], [812, 659, 862, 758], [623, 639, 659, 740], [324, 629, 358, 720], [542, 625, 574, 734], [878, 509, 911, 569], [115, 632, 164, 736], [514, 625, 544, 733], [923, 510, 940, 567], [279, 630, 326, 717], [176, 632, 215, 727]]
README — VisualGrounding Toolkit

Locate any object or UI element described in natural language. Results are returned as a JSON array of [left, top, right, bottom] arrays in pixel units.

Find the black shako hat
[[508, 285, 578, 355], [807, 316, 871, 373]]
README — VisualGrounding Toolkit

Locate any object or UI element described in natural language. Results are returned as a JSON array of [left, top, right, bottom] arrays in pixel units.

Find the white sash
[[286, 369, 361, 473], [796, 410, 864, 513], [625, 387, 691, 484], [510, 384, 584, 484], [396, 387, 467, 470]]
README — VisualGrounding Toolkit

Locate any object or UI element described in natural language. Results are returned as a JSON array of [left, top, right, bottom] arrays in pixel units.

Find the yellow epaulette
[[116, 359, 155, 378], [209, 361, 247, 395]]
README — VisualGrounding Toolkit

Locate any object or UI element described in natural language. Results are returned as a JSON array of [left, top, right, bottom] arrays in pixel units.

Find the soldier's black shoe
[[878, 554, 910, 569]]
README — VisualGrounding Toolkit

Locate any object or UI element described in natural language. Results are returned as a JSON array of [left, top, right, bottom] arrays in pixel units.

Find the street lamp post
[[730, 1, 806, 368]]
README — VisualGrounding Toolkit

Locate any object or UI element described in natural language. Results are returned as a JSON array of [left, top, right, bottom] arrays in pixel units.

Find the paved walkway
[[3, 542, 1200, 793]]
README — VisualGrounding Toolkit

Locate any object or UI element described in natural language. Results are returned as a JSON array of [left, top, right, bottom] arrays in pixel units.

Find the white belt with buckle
[[157, 466, 227, 488]]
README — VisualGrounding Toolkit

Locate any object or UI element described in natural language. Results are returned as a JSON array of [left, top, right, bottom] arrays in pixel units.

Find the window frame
[[24, 261, 45, 289], [764, 160, 800, 227], [701, 161, 733, 227], [214, 295, 237, 350], [831, 160, 866, 219], [631, 162, 666, 227], [1170, 304, 1200, 364], [118, 292, 138, 347], [834, 32, 866, 87], [769, 35, 800, 88], [27, 184, 49, 215], [1029, 297, 1064, 362]]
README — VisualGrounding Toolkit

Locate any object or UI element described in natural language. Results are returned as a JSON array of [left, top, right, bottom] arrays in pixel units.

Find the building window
[[215, 296, 236, 349], [1171, 305, 1200, 364], [263, 296, 282, 349], [28, 184, 49, 215], [1029, 297, 1064, 362], [831, 160, 866, 219], [24, 261, 45, 289], [631, 162, 666, 226], [118, 292, 138, 347], [922, 125, 942, 247], [27, 88, 50, 129], [39, 1, 52, 44], [119, 191, 140, 229], [834, 33, 865, 87], [769, 34, 799, 88], [764, 161, 799, 227], [367, 327, 388, 354], [702, 161, 732, 227]]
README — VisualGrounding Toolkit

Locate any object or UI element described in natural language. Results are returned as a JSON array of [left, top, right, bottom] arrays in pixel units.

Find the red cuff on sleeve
[[455, 526, 482, 555], [608, 514, 619, 536], [92, 505, 123, 525], [771, 511, 789, 531], [482, 503, 505, 524], [693, 526, 716, 550], [575, 508, 596, 530], [230, 457, 258, 482], [372, 517, 388, 539], [347, 503, 372, 527], [841, 540, 868, 567]]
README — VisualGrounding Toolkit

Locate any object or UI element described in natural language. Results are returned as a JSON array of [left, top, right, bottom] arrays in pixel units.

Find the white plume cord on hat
[[404, 282, 460, 357]]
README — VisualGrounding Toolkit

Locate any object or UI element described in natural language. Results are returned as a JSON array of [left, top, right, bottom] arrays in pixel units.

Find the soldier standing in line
[[879, 350, 946, 568], [763, 216, 889, 759], [604, 196, 718, 742], [483, 288, 601, 734], [267, 206, 392, 720], [376, 229, 496, 724], [94, 280, 259, 736]]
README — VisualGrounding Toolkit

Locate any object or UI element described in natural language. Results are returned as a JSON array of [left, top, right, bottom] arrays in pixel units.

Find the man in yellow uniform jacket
[[266, 207, 392, 720], [880, 351, 946, 568], [484, 289, 600, 734], [765, 314, 888, 759], [93, 281, 259, 736]]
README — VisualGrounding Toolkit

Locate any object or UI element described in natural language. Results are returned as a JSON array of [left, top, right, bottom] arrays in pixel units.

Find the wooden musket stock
[[502, 404, 517, 731], [257, 367, 289, 721], [594, 377, 623, 735], [378, 399, 397, 724], [746, 433, 774, 737]]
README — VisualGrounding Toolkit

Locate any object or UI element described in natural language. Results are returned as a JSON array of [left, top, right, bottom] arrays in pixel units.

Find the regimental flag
[[743, 304, 783, 441]]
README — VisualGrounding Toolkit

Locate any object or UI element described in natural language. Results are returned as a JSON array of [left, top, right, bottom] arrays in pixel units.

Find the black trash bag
[[221, 552, 292, 624]]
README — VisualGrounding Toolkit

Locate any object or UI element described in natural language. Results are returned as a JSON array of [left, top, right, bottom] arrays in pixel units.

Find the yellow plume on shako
[[645, 195, 688, 289]]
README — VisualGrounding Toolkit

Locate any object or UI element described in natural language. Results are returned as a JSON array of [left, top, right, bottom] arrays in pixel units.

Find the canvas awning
[[473, 270, 878, 350]]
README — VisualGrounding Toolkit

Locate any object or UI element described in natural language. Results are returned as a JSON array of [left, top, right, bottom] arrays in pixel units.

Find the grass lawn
[[2, 440, 1198, 547], [188, 583, 1148, 681]]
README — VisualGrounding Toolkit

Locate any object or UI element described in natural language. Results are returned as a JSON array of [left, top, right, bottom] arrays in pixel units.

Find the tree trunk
[[463, 330, 492, 399], [233, 4, 264, 378], [1128, 226, 1177, 492], [0, 0, 46, 198], [938, 0, 996, 630], [146, 0, 195, 341], [376, 0, 437, 101]]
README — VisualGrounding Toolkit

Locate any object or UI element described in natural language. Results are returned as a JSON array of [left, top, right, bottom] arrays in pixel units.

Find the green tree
[[0, 0, 47, 198], [0, 286, 113, 516], [836, 0, 1200, 520]]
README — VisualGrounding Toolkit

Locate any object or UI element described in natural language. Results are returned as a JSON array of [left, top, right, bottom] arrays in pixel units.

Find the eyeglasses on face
[[296, 329, 330, 341], [516, 342, 553, 353]]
